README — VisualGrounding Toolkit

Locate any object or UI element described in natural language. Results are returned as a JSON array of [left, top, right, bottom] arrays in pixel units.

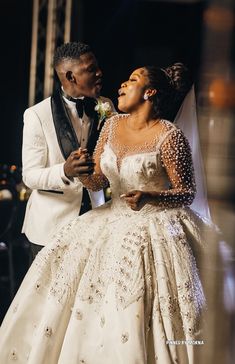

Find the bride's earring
[[143, 93, 148, 100]]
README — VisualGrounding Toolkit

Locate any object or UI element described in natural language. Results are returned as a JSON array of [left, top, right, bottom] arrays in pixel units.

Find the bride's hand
[[121, 190, 148, 211]]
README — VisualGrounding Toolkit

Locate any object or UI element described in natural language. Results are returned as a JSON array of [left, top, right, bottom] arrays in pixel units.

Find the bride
[[0, 63, 209, 363]]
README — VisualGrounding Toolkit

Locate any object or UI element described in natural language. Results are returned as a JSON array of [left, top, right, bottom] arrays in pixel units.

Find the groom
[[22, 42, 115, 259]]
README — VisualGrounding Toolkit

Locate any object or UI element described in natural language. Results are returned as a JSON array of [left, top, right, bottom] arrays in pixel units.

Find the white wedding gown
[[0, 115, 209, 363]]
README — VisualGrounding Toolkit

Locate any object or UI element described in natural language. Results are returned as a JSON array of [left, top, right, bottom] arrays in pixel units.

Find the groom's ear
[[66, 71, 76, 83]]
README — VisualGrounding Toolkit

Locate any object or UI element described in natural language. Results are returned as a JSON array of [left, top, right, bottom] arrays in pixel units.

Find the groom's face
[[68, 52, 103, 98]]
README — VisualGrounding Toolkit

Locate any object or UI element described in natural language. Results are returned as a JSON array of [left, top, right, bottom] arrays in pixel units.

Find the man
[[22, 42, 115, 258]]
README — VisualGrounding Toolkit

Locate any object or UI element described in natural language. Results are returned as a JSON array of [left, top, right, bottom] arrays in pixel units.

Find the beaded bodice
[[81, 114, 196, 209], [100, 140, 169, 201]]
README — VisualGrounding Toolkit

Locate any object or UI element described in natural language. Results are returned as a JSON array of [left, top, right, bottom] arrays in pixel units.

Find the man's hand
[[121, 190, 149, 211], [64, 148, 95, 178]]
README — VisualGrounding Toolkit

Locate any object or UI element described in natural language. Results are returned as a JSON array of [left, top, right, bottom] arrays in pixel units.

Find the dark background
[[0, 0, 205, 166]]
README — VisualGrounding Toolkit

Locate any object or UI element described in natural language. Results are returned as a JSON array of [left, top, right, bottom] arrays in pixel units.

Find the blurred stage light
[[209, 79, 235, 108], [204, 6, 234, 31]]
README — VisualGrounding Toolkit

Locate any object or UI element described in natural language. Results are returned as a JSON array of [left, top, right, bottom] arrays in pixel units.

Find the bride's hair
[[144, 63, 192, 121]]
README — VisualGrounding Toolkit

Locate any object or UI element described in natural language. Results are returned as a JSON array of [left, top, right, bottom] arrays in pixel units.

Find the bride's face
[[118, 68, 149, 112]]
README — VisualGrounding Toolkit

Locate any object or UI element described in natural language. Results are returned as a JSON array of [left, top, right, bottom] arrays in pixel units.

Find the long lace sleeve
[[156, 128, 196, 208], [78, 118, 112, 191]]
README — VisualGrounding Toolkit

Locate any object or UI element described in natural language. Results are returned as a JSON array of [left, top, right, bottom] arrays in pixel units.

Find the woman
[[0, 63, 208, 363]]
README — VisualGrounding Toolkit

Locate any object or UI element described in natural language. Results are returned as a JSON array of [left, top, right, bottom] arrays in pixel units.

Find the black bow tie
[[75, 97, 97, 118], [62, 91, 97, 118]]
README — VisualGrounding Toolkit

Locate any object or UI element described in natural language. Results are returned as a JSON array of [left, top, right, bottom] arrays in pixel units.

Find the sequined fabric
[[0, 114, 211, 364]]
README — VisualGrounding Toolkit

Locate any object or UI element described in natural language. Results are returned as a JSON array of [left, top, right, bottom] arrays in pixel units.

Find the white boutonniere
[[95, 99, 113, 130]]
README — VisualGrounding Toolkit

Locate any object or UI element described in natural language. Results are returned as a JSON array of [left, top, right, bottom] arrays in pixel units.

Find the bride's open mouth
[[118, 89, 126, 98]]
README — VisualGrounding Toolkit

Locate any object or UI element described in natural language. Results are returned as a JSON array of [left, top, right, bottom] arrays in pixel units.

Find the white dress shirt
[[62, 95, 91, 148]]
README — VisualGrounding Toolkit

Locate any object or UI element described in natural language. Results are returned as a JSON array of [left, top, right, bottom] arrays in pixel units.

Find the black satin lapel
[[87, 114, 106, 154], [51, 89, 80, 160], [88, 117, 94, 139]]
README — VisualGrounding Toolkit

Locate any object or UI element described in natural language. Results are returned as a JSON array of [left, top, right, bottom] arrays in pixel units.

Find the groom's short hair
[[53, 42, 91, 68]]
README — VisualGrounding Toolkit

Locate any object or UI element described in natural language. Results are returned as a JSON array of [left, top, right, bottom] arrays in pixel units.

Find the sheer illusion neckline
[[108, 114, 169, 170]]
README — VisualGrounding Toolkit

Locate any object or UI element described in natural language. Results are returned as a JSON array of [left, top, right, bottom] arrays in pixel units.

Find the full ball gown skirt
[[0, 119, 208, 364]]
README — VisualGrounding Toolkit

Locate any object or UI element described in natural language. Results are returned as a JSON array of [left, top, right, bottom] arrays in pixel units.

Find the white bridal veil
[[174, 86, 211, 221]]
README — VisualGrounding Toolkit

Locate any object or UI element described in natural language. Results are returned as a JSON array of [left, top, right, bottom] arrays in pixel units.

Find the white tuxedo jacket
[[22, 95, 115, 246]]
